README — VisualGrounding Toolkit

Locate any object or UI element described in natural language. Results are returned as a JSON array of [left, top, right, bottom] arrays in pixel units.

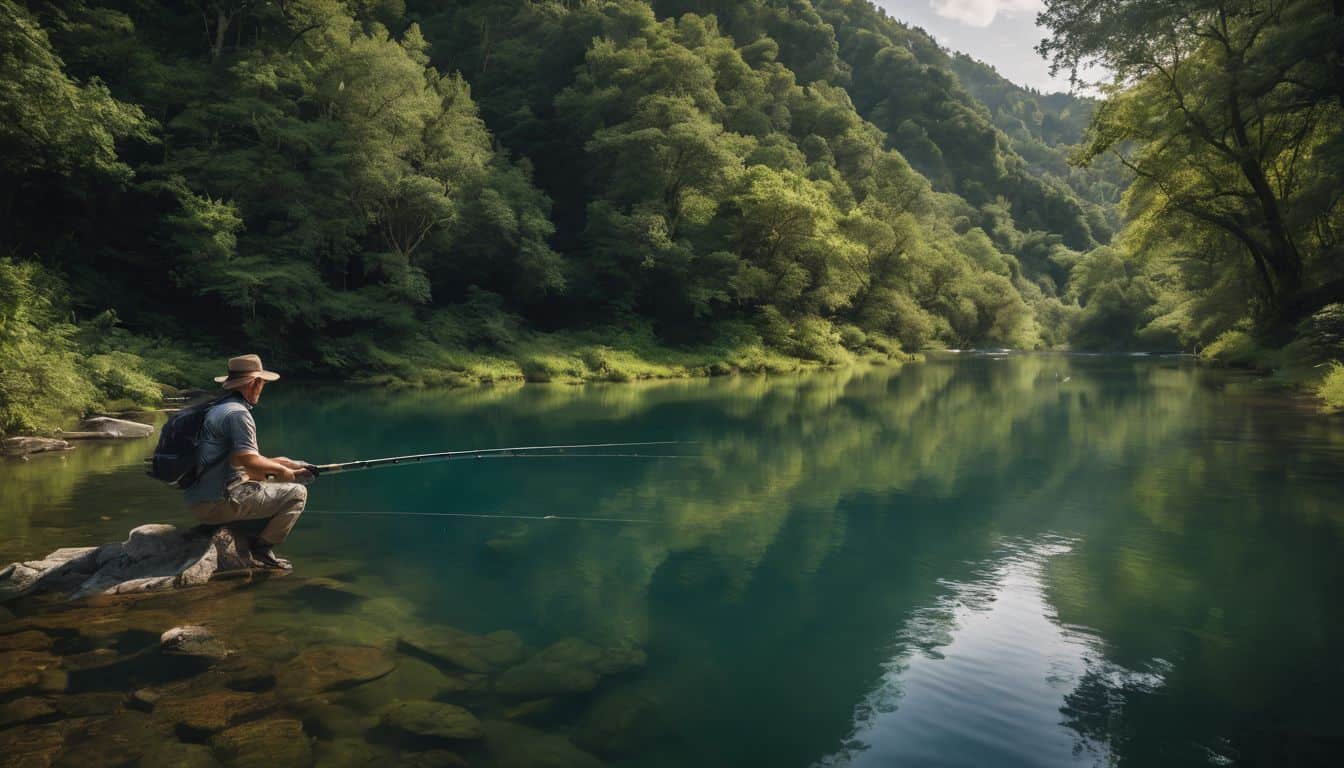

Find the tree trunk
[[1225, 75, 1302, 315], [211, 10, 229, 61]]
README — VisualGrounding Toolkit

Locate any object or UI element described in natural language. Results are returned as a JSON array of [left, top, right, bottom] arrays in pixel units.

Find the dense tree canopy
[[1039, 0, 1344, 350], [0, 0, 1165, 430]]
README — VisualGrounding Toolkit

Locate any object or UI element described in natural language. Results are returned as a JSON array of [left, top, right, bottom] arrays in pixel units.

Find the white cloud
[[928, 0, 1043, 28]]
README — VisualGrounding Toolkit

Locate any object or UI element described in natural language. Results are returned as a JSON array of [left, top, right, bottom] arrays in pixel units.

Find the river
[[2, 353, 1342, 767]]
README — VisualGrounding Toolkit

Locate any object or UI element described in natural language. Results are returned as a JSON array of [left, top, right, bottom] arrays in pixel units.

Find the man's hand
[[273, 457, 307, 471], [235, 452, 297, 482]]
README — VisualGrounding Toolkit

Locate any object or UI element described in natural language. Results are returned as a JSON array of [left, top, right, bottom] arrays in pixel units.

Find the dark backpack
[[146, 395, 231, 489]]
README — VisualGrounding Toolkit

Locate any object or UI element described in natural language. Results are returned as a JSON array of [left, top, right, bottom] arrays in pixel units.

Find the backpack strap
[[196, 395, 238, 477]]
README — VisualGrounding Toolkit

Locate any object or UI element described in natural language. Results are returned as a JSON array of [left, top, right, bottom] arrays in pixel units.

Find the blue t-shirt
[[183, 394, 259, 505]]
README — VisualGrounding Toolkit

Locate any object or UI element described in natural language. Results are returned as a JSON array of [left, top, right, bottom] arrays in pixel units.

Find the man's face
[[243, 378, 266, 404]]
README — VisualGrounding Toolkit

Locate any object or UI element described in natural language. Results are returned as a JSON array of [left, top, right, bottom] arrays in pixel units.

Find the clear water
[[3, 354, 1343, 767]]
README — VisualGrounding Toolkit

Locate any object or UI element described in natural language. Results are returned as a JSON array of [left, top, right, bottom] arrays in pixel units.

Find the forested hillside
[[9, 0, 1336, 435], [3, 0, 1128, 432]]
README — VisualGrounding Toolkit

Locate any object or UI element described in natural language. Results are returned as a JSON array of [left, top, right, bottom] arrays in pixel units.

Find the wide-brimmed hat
[[215, 354, 281, 389]]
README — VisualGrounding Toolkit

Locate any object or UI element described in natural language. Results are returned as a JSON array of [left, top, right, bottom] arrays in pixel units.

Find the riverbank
[[1, 321, 912, 438]]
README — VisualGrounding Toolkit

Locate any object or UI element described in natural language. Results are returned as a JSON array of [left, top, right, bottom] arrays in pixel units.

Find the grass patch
[[1319, 362, 1344, 412]]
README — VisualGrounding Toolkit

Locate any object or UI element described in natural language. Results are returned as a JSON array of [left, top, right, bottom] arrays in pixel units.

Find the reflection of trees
[[0, 425, 179, 562], [1045, 374, 1344, 767], [9, 358, 1343, 766]]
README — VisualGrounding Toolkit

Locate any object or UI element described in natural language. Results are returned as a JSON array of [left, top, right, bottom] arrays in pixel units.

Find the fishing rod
[[312, 441, 689, 476]]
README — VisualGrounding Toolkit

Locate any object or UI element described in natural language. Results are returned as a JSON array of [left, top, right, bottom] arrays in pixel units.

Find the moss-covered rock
[[276, 644, 396, 695], [209, 718, 312, 768], [494, 638, 645, 699], [480, 720, 603, 768], [380, 701, 483, 741]]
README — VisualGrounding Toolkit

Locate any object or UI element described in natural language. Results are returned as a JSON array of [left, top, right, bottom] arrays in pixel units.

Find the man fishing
[[184, 354, 315, 570]]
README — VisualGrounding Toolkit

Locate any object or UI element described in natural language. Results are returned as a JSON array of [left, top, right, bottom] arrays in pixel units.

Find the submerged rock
[[381, 701, 483, 741], [0, 649, 60, 695], [140, 742, 223, 768], [158, 689, 279, 737], [0, 629, 54, 652], [480, 719, 604, 768], [400, 749, 470, 767], [209, 718, 312, 768], [277, 644, 396, 695], [0, 721, 65, 767], [494, 638, 646, 699], [161, 625, 229, 660], [399, 625, 525, 674], [312, 737, 395, 768], [337, 655, 483, 714], [0, 696, 58, 728], [572, 686, 664, 756], [0, 524, 259, 602]]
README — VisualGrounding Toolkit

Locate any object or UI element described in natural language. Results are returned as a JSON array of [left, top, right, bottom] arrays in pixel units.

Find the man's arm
[[234, 451, 297, 482]]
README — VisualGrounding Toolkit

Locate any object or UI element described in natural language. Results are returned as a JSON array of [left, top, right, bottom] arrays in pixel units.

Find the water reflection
[[2, 355, 1343, 767]]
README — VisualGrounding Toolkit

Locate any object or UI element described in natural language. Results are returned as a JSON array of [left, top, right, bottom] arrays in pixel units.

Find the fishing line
[[305, 509, 655, 524], [315, 441, 696, 475]]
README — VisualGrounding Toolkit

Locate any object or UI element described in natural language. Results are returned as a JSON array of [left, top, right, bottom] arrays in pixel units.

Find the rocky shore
[[0, 545, 656, 767]]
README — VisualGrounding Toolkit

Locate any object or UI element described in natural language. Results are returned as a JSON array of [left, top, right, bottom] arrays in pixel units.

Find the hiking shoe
[[250, 543, 292, 571]]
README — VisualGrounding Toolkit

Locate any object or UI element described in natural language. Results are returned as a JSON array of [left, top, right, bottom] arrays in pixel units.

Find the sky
[[873, 1, 1072, 94]]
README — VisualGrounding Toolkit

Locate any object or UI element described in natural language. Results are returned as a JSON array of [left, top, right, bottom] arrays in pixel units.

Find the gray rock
[[380, 701, 483, 740], [0, 524, 258, 601], [162, 625, 230, 660], [70, 416, 155, 439], [2, 436, 72, 457]]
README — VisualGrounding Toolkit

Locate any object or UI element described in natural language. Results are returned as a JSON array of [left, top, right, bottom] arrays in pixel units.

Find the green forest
[[2, 0, 1342, 433]]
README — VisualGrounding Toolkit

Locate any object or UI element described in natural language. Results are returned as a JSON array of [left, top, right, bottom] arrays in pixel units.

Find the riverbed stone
[[400, 749, 470, 768], [140, 742, 223, 768], [380, 701, 483, 741], [494, 638, 646, 699], [0, 629, 54, 652], [54, 691, 125, 718], [209, 718, 313, 768], [480, 719, 604, 768], [158, 689, 279, 737], [277, 644, 396, 695], [0, 696, 57, 727], [572, 686, 663, 756], [162, 625, 229, 660], [0, 722, 65, 767], [0, 650, 60, 695], [399, 626, 525, 673], [0, 525, 259, 601], [312, 737, 395, 768], [338, 655, 481, 713]]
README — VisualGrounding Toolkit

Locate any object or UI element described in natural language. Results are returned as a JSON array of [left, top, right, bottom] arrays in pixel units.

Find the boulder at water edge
[[0, 524, 257, 602]]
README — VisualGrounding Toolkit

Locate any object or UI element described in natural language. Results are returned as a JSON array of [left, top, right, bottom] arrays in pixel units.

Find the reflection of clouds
[[820, 536, 1137, 768]]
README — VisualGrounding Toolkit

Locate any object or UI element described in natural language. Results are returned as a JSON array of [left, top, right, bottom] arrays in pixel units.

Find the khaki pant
[[191, 481, 307, 546]]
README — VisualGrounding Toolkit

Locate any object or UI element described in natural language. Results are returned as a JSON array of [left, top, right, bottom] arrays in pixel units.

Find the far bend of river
[[3, 354, 1344, 767]]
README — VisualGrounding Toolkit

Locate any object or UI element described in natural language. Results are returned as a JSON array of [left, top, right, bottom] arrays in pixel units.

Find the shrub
[[1319, 362, 1344, 412]]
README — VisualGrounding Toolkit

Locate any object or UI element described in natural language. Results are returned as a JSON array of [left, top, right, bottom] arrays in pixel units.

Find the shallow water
[[3, 354, 1344, 767]]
